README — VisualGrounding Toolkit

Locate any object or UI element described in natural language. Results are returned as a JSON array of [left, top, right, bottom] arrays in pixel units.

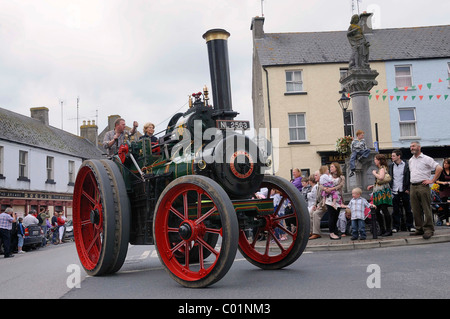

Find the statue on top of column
[[347, 14, 370, 70]]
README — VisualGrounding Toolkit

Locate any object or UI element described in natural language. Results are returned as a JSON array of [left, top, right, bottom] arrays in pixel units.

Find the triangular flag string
[[362, 77, 449, 103]]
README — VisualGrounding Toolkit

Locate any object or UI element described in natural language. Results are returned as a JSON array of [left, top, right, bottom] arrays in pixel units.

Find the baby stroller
[[431, 189, 449, 226]]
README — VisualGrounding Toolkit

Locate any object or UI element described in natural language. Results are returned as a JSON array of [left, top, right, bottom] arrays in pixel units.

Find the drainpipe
[[263, 67, 275, 176]]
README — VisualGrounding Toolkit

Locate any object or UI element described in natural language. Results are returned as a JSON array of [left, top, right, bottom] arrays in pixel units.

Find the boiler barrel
[[203, 29, 236, 119]]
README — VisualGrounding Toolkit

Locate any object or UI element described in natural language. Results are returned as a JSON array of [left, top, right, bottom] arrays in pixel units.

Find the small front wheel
[[153, 175, 238, 288], [238, 175, 309, 270]]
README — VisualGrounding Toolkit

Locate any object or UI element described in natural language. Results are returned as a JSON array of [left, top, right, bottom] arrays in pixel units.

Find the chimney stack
[[108, 115, 121, 131], [203, 29, 237, 120], [30, 107, 49, 125], [80, 119, 99, 148], [251, 16, 265, 39]]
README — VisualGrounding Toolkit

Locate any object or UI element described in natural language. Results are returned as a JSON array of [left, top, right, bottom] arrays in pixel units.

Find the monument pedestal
[[340, 68, 379, 195], [346, 150, 378, 198]]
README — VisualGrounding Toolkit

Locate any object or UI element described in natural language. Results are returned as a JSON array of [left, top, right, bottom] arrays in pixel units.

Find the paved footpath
[[305, 225, 450, 251]]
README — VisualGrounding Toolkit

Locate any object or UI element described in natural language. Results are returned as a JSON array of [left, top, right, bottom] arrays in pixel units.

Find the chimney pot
[[30, 107, 49, 125]]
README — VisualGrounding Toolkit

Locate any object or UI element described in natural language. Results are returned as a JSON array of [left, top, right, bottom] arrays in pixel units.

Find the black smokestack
[[203, 29, 237, 120]]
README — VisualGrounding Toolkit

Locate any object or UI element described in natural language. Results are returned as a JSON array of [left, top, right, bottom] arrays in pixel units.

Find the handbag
[[376, 172, 391, 185]]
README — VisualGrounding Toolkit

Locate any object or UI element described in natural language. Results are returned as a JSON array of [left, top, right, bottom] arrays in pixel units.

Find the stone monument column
[[340, 13, 379, 191], [341, 71, 378, 148]]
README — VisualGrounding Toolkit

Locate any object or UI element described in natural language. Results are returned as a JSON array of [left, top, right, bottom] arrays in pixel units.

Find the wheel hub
[[178, 220, 206, 242], [178, 222, 193, 240], [90, 209, 100, 225]]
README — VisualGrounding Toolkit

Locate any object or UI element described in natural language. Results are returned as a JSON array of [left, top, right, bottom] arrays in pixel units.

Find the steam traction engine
[[73, 29, 310, 288]]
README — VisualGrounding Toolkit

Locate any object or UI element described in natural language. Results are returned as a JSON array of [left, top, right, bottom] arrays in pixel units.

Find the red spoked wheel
[[72, 159, 130, 276], [153, 175, 238, 288], [238, 175, 309, 270]]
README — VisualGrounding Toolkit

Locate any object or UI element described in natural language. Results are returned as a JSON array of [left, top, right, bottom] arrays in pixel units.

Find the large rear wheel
[[153, 175, 238, 288], [72, 159, 130, 276]]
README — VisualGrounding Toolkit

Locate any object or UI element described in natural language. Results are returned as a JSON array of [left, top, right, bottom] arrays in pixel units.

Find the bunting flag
[[365, 77, 449, 103]]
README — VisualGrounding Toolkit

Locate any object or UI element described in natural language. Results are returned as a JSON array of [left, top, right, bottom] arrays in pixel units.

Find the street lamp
[[338, 91, 351, 136]]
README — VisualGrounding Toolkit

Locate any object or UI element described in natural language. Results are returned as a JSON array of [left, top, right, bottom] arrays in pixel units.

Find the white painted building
[[0, 107, 104, 218]]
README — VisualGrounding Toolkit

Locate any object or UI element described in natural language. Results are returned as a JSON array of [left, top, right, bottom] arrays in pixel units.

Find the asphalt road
[[0, 241, 84, 299], [2, 241, 449, 300]]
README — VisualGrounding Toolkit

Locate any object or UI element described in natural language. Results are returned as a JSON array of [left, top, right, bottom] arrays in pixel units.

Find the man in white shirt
[[389, 150, 414, 232], [409, 141, 442, 239], [23, 210, 39, 228]]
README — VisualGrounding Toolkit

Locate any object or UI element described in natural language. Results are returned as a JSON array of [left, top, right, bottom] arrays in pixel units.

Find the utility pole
[[77, 96, 80, 136], [352, 0, 362, 15], [60, 100, 64, 130]]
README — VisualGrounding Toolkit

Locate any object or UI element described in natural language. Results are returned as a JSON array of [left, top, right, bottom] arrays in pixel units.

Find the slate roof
[[255, 25, 450, 66], [0, 107, 104, 159]]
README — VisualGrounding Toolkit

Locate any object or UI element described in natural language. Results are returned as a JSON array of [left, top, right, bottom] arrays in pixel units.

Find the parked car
[[63, 220, 73, 241], [23, 224, 45, 250]]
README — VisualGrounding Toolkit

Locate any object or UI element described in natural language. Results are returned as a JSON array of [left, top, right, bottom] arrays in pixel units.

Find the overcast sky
[[1, 0, 449, 136]]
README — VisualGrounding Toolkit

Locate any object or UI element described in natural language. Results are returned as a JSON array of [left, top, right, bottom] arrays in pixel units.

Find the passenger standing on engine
[[103, 118, 139, 156], [140, 122, 157, 143]]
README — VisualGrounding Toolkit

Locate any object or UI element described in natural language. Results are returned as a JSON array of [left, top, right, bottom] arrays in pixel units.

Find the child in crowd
[[349, 130, 371, 177], [342, 187, 375, 240], [17, 217, 26, 254], [337, 208, 352, 237], [319, 165, 339, 209], [301, 177, 312, 201]]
